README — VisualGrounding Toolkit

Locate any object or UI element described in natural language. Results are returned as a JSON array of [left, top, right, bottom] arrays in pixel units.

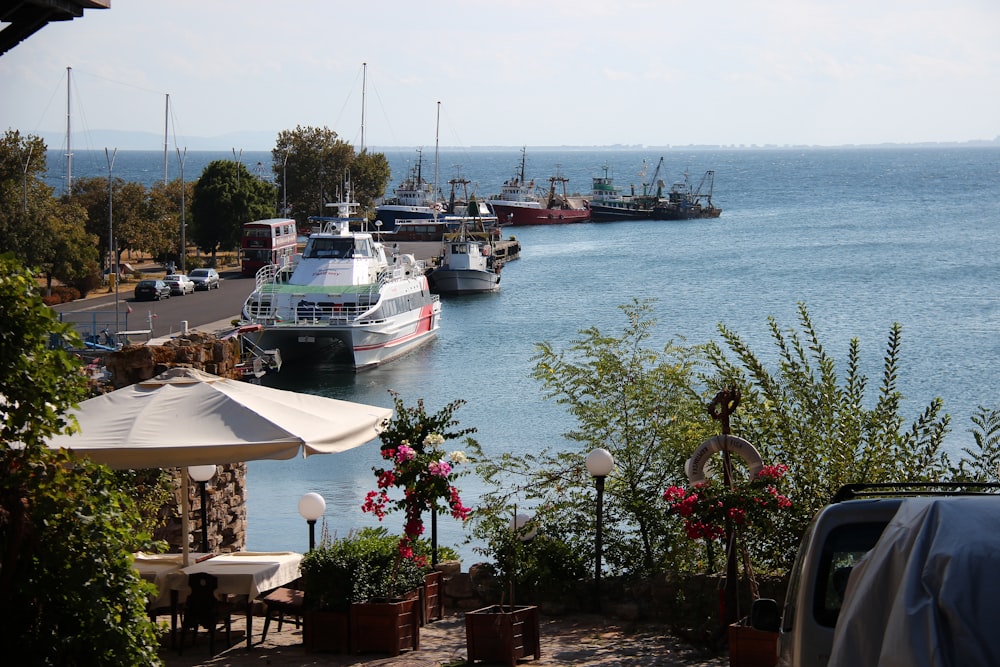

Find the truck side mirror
[[750, 598, 781, 632]]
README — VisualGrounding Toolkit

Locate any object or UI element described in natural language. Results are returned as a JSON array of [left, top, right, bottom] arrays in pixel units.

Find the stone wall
[[106, 332, 248, 553], [436, 559, 786, 637]]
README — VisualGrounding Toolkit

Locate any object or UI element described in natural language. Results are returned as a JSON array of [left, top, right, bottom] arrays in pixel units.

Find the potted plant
[[361, 392, 475, 620], [299, 527, 427, 654], [464, 510, 543, 665], [663, 462, 792, 667]]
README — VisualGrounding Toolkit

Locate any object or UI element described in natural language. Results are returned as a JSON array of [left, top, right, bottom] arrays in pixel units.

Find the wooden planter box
[[421, 570, 443, 625], [728, 622, 778, 667], [350, 597, 420, 656], [303, 610, 350, 653], [465, 604, 540, 666]]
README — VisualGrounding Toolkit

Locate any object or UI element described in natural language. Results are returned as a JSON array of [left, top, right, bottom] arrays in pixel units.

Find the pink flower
[[427, 460, 451, 477], [395, 444, 416, 463]]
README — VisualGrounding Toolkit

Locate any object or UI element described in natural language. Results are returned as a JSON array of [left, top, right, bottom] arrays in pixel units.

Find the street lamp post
[[298, 492, 326, 551], [176, 147, 187, 272], [188, 465, 216, 553], [282, 150, 290, 216], [585, 448, 614, 611]]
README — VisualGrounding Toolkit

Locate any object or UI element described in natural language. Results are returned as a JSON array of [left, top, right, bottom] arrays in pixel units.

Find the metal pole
[[307, 519, 317, 551], [594, 475, 606, 611], [198, 480, 209, 553], [176, 147, 187, 272], [105, 148, 119, 335], [431, 505, 438, 566]]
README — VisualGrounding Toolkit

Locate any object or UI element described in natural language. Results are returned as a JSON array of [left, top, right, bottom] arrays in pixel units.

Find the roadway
[[51, 269, 256, 342]]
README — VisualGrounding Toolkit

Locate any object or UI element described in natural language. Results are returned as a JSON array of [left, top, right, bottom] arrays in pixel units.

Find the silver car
[[188, 268, 220, 291]]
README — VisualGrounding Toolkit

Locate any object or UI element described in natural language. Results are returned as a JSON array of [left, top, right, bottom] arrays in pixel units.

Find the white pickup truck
[[750, 483, 1000, 667]]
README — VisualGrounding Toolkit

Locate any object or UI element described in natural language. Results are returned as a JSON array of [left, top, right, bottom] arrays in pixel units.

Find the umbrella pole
[[181, 474, 191, 566]]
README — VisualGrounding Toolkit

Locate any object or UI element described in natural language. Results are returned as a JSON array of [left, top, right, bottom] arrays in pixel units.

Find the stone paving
[[159, 611, 730, 667]]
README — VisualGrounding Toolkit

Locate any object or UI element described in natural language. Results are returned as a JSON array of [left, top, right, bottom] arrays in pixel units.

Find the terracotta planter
[[728, 622, 778, 667], [350, 597, 420, 656], [303, 610, 350, 653], [465, 604, 541, 666]]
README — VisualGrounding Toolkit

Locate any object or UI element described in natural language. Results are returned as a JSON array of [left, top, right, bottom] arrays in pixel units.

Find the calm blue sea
[[49, 146, 1000, 560]]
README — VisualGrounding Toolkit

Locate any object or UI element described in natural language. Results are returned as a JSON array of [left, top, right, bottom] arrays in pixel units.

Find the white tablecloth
[[133, 552, 210, 609], [167, 551, 303, 600]]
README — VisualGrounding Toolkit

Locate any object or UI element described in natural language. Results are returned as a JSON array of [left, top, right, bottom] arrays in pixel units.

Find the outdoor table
[[167, 551, 303, 649], [132, 551, 210, 646]]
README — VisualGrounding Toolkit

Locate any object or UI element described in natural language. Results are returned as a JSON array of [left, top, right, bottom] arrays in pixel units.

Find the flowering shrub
[[362, 393, 475, 563], [663, 464, 792, 542]]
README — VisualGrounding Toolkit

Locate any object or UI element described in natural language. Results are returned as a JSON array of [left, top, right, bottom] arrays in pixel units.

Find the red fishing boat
[[488, 147, 590, 226]]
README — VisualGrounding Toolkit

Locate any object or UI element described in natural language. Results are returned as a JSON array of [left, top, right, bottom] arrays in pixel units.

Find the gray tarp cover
[[828, 496, 1000, 667]]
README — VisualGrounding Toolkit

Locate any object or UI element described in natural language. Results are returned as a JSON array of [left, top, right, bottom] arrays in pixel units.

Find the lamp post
[[282, 150, 290, 216], [585, 448, 614, 611], [187, 465, 216, 553], [298, 492, 326, 551]]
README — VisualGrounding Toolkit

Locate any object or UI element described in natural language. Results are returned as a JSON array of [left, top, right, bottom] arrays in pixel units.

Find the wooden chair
[[178, 572, 235, 655], [260, 583, 305, 641]]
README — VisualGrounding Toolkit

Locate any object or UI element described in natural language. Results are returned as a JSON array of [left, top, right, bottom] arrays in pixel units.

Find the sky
[[1, 0, 999, 151]]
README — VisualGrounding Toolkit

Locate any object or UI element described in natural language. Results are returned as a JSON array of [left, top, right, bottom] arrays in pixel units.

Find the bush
[[300, 527, 427, 612]]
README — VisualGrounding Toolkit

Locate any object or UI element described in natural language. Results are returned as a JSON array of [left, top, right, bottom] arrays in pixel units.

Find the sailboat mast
[[66, 66, 72, 194], [163, 94, 169, 185], [360, 62, 366, 151], [433, 101, 440, 218]]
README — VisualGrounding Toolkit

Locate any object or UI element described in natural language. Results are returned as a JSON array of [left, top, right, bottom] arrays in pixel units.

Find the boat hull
[[244, 302, 441, 370], [427, 268, 500, 295], [652, 204, 723, 220], [588, 202, 655, 222], [491, 203, 590, 226]]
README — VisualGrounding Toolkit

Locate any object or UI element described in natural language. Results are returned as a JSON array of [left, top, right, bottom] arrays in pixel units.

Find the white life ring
[[685, 435, 764, 484]]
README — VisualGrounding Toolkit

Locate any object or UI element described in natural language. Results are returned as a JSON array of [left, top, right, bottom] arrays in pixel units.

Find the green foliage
[[190, 159, 276, 260], [703, 302, 952, 568], [300, 527, 428, 611], [951, 405, 1000, 482], [471, 299, 715, 578], [0, 255, 161, 664], [272, 126, 391, 221], [473, 509, 588, 604]]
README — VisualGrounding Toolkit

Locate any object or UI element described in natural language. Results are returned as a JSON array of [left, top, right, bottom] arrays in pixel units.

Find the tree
[[190, 159, 275, 263], [0, 131, 57, 267], [147, 178, 192, 262], [471, 299, 715, 578], [703, 302, 953, 569], [39, 199, 101, 294], [272, 125, 390, 222], [0, 254, 161, 664]]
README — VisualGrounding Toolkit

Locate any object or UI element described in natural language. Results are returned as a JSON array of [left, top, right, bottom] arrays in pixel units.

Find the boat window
[[307, 238, 355, 259]]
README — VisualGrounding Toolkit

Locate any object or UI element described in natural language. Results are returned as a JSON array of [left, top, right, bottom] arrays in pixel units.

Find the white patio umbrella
[[46, 367, 393, 562]]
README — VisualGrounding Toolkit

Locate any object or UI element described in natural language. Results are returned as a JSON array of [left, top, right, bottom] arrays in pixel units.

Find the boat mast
[[433, 101, 440, 220], [360, 62, 366, 151], [163, 93, 169, 185], [519, 146, 526, 183], [66, 66, 72, 195]]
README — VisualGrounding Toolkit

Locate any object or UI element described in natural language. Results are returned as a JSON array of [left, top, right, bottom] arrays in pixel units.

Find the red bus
[[241, 218, 298, 277]]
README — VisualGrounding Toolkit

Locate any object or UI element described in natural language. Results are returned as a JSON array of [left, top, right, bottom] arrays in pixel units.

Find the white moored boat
[[425, 215, 502, 295], [241, 200, 441, 370]]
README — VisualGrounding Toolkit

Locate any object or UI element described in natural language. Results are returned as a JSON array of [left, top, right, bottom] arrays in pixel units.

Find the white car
[[163, 273, 195, 295]]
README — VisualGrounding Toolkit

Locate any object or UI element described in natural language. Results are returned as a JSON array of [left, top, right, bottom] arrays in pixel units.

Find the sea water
[[49, 146, 1000, 560]]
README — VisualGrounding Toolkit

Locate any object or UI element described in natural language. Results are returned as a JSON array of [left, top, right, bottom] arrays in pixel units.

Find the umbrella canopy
[[46, 367, 392, 469]]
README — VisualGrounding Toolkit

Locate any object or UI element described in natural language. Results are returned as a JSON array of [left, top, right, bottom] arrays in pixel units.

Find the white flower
[[423, 433, 445, 447], [449, 450, 468, 464]]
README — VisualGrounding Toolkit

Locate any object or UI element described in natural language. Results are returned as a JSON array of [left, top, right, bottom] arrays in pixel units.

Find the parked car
[[163, 273, 195, 295], [753, 482, 1000, 667], [188, 267, 220, 290], [134, 279, 171, 301]]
